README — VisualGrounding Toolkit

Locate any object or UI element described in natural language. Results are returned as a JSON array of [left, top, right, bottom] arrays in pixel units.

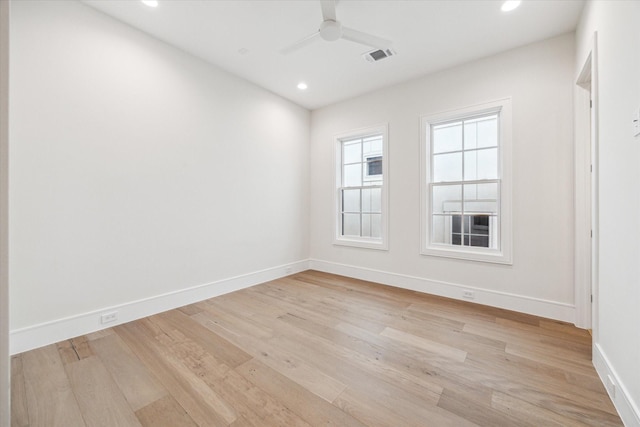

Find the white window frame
[[334, 124, 389, 250], [420, 99, 512, 264]]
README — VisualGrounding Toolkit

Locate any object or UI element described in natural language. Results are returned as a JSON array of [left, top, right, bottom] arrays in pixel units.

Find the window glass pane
[[433, 122, 462, 153], [343, 141, 361, 164], [464, 150, 477, 181], [343, 163, 362, 187], [477, 148, 498, 180], [477, 116, 498, 148], [370, 187, 382, 213], [366, 156, 383, 176], [432, 184, 461, 214], [476, 182, 498, 200], [370, 214, 382, 238], [470, 235, 489, 247], [362, 188, 382, 213], [342, 214, 360, 236], [342, 189, 360, 213], [464, 183, 497, 214], [464, 122, 477, 150], [433, 152, 462, 182], [366, 136, 383, 154], [361, 214, 371, 237], [362, 136, 382, 159], [361, 188, 370, 213], [431, 214, 449, 244], [469, 215, 490, 236]]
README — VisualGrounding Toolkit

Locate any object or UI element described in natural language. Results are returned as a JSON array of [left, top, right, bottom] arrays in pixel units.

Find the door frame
[[574, 32, 599, 336], [0, 0, 10, 426]]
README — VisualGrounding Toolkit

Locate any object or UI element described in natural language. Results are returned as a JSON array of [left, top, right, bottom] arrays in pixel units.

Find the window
[[335, 124, 388, 250], [420, 99, 512, 263]]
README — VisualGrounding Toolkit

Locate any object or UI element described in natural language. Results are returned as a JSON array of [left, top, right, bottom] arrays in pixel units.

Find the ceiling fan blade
[[279, 31, 321, 55], [320, 0, 337, 22], [341, 27, 392, 50]]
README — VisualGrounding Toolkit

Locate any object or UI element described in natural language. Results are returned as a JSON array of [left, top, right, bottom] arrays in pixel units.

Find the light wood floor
[[11, 271, 622, 426]]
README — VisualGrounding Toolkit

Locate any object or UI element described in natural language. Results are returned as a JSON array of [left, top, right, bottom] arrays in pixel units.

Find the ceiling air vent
[[363, 48, 396, 62]]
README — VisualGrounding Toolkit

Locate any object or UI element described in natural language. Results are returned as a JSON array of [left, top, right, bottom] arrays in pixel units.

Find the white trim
[[0, 1, 9, 425], [334, 123, 389, 251], [593, 343, 640, 427], [10, 260, 309, 355], [420, 99, 513, 264], [574, 33, 598, 330], [308, 259, 575, 322]]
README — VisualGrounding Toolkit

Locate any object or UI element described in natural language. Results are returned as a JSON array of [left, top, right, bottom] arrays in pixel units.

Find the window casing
[[420, 100, 512, 264], [335, 125, 388, 250]]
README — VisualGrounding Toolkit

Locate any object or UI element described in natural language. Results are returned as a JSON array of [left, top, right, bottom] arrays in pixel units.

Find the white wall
[[9, 0, 310, 352], [310, 34, 577, 321], [576, 2, 640, 425], [0, 1, 10, 425]]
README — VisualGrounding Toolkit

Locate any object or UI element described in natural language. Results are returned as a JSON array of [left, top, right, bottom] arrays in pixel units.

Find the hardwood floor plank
[[499, 387, 624, 426], [12, 271, 623, 427], [56, 340, 80, 365], [84, 328, 114, 341], [217, 368, 313, 427], [464, 350, 618, 415], [155, 309, 253, 368], [490, 391, 585, 427], [65, 356, 141, 427], [335, 383, 476, 427], [192, 310, 348, 402], [115, 321, 233, 427], [272, 313, 444, 400], [90, 333, 167, 411], [21, 345, 85, 427], [250, 280, 387, 333], [135, 395, 198, 427], [236, 358, 367, 427], [147, 315, 312, 427], [70, 336, 94, 360], [380, 327, 468, 362], [10, 355, 29, 427], [437, 388, 524, 427]]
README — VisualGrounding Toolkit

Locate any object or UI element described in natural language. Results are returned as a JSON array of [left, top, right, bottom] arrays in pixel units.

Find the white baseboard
[[593, 343, 640, 427], [11, 258, 578, 354], [308, 259, 576, 323], [10, 260, 309, 355]]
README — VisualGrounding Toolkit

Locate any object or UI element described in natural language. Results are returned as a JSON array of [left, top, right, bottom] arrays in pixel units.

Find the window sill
[[421, 245, 512, 264], [334, 237, 388, 251]]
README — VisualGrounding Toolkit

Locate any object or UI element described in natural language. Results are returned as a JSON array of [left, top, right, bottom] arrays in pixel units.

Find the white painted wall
[[9, 1, 310, 349], [310, 34, 576, 321], [0, 1, 10, 425], [576, 2, 640, 425]]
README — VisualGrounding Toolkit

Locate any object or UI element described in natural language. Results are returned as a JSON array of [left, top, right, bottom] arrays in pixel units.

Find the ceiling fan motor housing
[[319, 20, 343, 41]]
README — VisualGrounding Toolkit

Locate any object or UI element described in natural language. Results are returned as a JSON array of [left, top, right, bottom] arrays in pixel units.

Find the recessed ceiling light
[[297, 82, 308, 90], [141, 0, 158, 7], [501, 0, 521, 12]]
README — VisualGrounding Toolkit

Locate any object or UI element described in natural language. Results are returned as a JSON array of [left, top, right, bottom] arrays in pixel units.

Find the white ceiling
[[83, 0, 585, 110]]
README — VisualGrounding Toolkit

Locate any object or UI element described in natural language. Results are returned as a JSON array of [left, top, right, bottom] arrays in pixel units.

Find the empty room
[[0, 0, 639, 426]]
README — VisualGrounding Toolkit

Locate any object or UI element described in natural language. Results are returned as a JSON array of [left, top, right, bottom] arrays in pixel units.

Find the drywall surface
[[9, 1, 309, 333], [310, 34, 576, 317], [576, 2, 640, 425]]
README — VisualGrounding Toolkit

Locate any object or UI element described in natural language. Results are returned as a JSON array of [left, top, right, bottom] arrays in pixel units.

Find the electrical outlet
[[101, 311, 118, 324], [462, 290, 475, 300], [607, 375, 616, 398]]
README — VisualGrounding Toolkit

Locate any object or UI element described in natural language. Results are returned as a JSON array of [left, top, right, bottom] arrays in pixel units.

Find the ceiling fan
[[280, 0, 392, 54]]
